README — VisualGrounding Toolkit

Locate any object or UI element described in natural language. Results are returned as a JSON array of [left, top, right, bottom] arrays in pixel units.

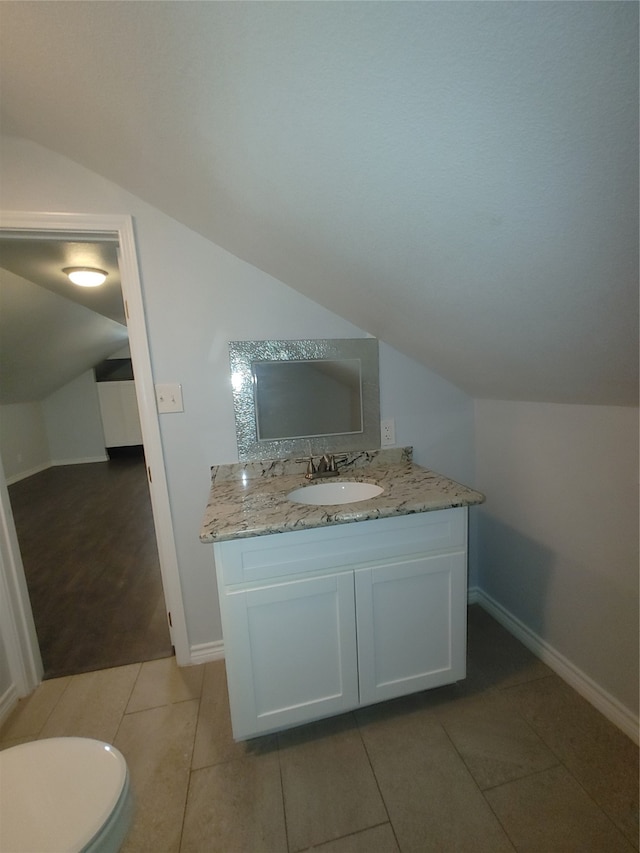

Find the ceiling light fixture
[[63, 267, 108, 287]]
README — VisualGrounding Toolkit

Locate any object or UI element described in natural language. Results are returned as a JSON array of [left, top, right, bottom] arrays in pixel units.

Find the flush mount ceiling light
[[63, 267, 108, 287]]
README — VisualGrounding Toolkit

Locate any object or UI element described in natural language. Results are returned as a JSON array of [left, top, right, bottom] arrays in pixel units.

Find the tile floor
[[1, 606, 637, 852]]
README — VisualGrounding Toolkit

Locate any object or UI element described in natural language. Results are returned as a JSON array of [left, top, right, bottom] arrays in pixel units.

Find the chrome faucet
[[297, 454, 341, 480], [317, 454, 338, 476]]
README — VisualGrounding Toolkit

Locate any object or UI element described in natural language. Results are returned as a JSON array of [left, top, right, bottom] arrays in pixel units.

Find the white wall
[[475, 400, 639, 719], [380, 342, 479, 585], [43, 370, 107, 465], [3, 137, 634, 736], [0, 402, 50, 483], [1, 136, 476, 650], [0, 370, 108, 481], [380, 344, 474, 484], [109, 345, 131, 359]]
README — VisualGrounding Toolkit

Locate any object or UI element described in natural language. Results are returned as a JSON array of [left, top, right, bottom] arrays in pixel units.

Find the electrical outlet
[[155, 383, 184, 413], [380, 418, 396, 446]]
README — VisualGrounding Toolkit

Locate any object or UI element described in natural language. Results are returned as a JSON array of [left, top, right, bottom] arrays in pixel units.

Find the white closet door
[[97, 381, 142, 447]]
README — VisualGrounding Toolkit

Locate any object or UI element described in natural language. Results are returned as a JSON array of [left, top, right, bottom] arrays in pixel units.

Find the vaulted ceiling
[[0, 240, 127, 404], [1, 1, 637, 405]]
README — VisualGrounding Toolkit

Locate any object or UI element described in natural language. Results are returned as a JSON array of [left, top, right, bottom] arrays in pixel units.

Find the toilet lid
[[0, 737, 128, 853]]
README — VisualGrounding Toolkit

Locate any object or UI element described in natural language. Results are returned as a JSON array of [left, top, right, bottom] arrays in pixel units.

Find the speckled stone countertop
[[200, 447, 485, 544]]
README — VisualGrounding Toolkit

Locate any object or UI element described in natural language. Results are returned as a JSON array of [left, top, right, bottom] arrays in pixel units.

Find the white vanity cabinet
[[221, 571, 359, 737], [214, 507, 468, 740], [355, 549, 467, 706]]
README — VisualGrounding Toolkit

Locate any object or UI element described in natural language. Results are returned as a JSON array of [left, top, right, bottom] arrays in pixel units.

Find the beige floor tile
[[467, 607, 552, 689], [504, 675, 640, 847], [5, 608, 632, 853], [181, 752, 287, 853], [300, 823, 400, 853], [126, 656, 204, 713], [191, 660, 276, 769], [485, 764, 636, 852], [437, 690, 559, 789], [116, 699, 199, 853], [0, 734, 38, 749], [39, 664, 140, 743], [360, 708, 515, 852], [355, 659, 495, 731], [278, 714, 387, 852], [0, 676, 71, 744]]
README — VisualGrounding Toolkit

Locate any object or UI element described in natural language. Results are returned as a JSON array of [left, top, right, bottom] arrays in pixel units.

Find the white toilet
[[0, 737, 133, 853]]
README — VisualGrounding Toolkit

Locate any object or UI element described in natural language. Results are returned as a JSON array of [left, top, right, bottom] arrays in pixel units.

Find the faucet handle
[[306, 457, 316, 476]]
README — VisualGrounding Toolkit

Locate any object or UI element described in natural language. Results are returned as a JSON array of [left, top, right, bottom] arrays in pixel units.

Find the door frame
[[0, 210, 189, 698]]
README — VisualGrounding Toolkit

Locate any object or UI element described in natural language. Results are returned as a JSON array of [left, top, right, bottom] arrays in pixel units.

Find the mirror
[[229, 338, 380, 461], [253, 358, 363, 440]]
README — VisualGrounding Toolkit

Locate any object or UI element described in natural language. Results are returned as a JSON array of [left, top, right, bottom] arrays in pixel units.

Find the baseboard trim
[[467, 585, 480, 605], [5, 462, 52, 485], [476, 589, 639, 745], [185, 590, 638, 743], [5, 456, 110, 485], [51, 456, 109, 467], [189, 640, 225, 665]]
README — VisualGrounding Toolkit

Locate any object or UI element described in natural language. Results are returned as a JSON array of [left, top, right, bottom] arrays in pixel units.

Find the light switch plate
[[155, 383, 184, 413]]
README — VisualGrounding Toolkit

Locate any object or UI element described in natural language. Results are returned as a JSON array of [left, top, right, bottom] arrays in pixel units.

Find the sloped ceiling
[[0, 1, 637, 405], [0, 238, 125, 324], [0, 240, 128, 404]]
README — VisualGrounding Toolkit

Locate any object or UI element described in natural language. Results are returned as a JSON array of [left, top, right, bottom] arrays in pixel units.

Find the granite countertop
[[200, 447, 485, 544]]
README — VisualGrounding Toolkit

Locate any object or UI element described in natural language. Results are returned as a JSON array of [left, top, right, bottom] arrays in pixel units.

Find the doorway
[[0, 212, 188, 698], [8, 455, 173, 678]]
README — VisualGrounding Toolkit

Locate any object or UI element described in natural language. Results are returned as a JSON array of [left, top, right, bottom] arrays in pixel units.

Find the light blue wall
[[3, 136, 634, 728], [43, 370, 107, 465], [475, 400, 639, 717], [0, 371, 107, 482], [1, 136, 476, 648], [0, 402, 49, 483]]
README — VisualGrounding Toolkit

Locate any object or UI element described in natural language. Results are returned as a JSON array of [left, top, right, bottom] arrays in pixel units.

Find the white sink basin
[[287, 481, 384, 506]]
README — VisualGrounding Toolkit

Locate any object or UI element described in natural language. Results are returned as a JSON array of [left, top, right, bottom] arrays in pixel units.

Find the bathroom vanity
[[201, 448, 484, 740]]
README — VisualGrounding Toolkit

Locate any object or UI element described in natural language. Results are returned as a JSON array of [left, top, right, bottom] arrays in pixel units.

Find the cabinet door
[[222, 572, 358, 739], [355, 552, 467, 706], [97, 381, 142, 447]]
